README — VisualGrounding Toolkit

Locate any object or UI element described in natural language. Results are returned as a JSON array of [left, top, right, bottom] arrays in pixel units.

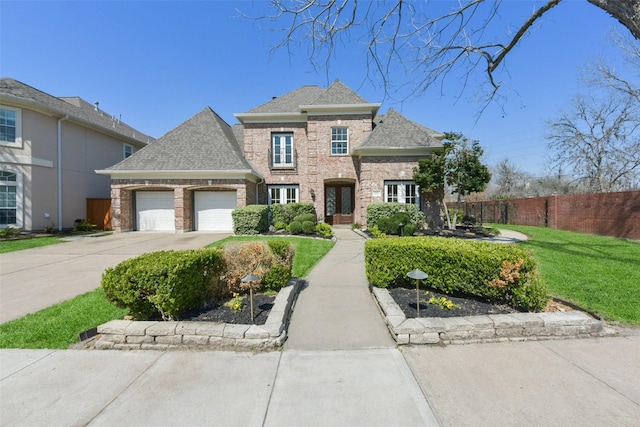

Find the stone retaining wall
[[95, 280, 302, 350], [372, 288, 609, 345]]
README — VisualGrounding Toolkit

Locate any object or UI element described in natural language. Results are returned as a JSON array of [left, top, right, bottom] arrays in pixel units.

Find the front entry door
[[325, 184, 354, 225]]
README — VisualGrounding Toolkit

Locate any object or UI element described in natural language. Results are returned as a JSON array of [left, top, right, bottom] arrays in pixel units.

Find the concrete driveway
[[0, 232, 229, 324]]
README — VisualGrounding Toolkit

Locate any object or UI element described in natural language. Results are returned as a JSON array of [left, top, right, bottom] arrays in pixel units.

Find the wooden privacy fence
[[450, 190, 640, 240], [86, 198, 112, 231]]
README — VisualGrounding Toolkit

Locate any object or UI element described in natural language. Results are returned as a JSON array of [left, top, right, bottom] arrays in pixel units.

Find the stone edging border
[[371, 287, 615, 345], [94, 279, 302, 350]]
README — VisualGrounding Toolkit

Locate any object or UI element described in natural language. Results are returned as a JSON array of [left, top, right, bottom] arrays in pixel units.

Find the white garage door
[[195, 191, 236, 231], [136, 191, 175, 231]]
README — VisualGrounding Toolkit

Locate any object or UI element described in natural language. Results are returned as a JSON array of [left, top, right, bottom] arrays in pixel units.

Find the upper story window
[[331, 127, 348, 155], [123, 143, 133, 159], [0, 106, 22, 148], [272, 133, 294, 168], [385, 180, 420, 206]]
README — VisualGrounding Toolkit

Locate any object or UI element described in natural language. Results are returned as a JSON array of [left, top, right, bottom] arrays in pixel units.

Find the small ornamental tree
[[413, 132, 491, 228]]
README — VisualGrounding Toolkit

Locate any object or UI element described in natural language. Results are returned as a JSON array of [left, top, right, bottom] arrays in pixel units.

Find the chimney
[[94, 101, 99, 112]]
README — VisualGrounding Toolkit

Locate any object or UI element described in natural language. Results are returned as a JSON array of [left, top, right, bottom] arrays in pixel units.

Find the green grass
[[0, 288, 127, 349], [0, 237, 65, 253], [208, 235, 335, 277], [493, 224, 640, 324]]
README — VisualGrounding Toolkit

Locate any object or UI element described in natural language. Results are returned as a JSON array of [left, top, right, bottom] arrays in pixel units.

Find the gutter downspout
[[256, 178, 264, 204], [57, 115, 69, 231]]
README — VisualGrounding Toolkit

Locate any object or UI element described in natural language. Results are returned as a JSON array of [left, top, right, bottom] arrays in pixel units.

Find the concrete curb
[[94, 279, 302, 350], [371, 287, 616, 345]]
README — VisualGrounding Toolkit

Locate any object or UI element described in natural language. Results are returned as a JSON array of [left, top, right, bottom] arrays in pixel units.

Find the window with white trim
[[0, 171, 18, 226], [123, 143, 133, 159], [0, 106, 22, 147], [384, 180, 420, 206], [272, 133, 294, 167], [268, 185, 299, 205], [331, 127, 348, 155]]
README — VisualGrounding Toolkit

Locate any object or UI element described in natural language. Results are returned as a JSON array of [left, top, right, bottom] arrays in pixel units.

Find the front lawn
[[0, 236, 65, 253], [0, 288, 127, 349], [0, 236, 334, 349], [494, 224, 640, 325]]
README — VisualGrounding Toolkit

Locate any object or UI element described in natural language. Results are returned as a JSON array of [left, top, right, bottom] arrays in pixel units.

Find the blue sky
[[0, 0, 631, 176]]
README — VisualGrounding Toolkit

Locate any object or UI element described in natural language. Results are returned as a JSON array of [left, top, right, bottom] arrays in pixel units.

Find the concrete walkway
[[0, 232, 229, 324], [285, 228, 395, 350]]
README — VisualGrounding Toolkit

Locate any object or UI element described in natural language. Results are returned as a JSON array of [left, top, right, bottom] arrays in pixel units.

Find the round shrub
[[274, 221, 287, 230], [263, 264, 292, 292], [301, 220, 316, 235], [294, 213, 316, 224], [403, 224, 417, 236], [287, 221, 303, 235], [315, 222, 333, 238]]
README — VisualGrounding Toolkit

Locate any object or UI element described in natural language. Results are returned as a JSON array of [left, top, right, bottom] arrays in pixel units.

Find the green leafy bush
[[366, 202, 425, 230], [294, 213, 316, 224], [0, 226, 20, 238], [271, 202, 316, 226], [364, 237, 548, 311], [274, 221, 287, 231], [315, 222, 333, 238], [287, 221, 303, 235], [301, 220, 316, 235], [351, 222, 362, 230], [263, 264, 292, 292], [369, 225, 386, 238], [101, 249, 224, 320], [377, 212, 412, 235], [74, 219, 96, 232], [232, 205, 269, 235], [404, 224, 417, 236]]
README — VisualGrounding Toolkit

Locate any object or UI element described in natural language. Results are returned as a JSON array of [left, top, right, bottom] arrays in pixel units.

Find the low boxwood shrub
[[366, 202, 425, 230], [294, 213, 316, 224], [232, 205, 269, 235], [287, 221, 303, 235], [301, 220, 316, 235], [364, 237, 548, 311], [263, 264, 292, 292], [101, 248, 224, 320], [377, 212, 412, 235], [315, 222, 333, 238]]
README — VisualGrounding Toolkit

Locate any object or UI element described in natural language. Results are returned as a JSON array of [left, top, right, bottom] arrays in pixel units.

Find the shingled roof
[[353, 108, 443, 154], [103, 107, 259, 176], [305, 80, 369, 106], [0, 78, 153, 145]]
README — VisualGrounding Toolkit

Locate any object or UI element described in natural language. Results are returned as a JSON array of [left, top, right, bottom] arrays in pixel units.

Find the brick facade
[[110, 178, 254, 232]]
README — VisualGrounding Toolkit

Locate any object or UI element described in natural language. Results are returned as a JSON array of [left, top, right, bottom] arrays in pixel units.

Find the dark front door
[[325, 184, 354, 225]]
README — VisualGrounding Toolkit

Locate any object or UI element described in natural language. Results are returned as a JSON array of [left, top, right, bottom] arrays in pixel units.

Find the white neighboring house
[[0, 78, 153, 231]]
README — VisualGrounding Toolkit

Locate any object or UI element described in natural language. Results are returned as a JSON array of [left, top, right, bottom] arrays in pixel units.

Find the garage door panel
[[195, 191, 236, 231], [136, 191, 175, 231]]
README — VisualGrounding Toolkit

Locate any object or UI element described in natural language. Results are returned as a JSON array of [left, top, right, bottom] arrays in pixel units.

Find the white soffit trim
[[351, 147, 439, 157], [234, 112, 307, 124]]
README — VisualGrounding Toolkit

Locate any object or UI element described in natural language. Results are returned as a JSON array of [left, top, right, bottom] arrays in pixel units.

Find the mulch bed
[[388, 287, 518, 318], [182, 293, 276, 325]]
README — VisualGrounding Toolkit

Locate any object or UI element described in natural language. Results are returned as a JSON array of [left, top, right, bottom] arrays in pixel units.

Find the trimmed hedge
[[101, 249, 224, 320], [271, 202, 316, 225], [366, 202, 425, 230], [364, 237, 548, 311], [232, 205, 269, 235]]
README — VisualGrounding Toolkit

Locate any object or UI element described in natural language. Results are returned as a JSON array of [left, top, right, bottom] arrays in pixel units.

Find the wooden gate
[[86, 198, 112, 230]]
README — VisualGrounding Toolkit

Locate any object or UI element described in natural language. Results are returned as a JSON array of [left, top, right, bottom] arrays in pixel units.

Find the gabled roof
[[353, 108, 444, 156], [0, 78, 153, 145], [99, 107, 261, 180], [235, 80, 380, 123]]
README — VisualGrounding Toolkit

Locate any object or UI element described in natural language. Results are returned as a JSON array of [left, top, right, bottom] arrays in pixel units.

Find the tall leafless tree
[[546, 95, 640, 192], [259, 0, 640, 103]]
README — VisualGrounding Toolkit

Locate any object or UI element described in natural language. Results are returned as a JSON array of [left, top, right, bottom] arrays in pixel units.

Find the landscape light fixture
[[406, 269, 428, 317], [241, 274, 260, 323]]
